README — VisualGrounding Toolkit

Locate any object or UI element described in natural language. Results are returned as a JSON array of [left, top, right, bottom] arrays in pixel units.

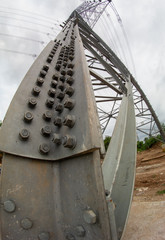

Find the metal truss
[[74, 13, 165, 141]]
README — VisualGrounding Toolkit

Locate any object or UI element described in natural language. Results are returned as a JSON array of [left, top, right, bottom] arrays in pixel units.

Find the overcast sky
[[0, 0, 165, 130]]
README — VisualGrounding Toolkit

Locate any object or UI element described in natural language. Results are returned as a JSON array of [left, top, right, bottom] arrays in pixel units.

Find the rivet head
[[46, 98, 54, 108], [32, 86, 41, 96], [48, 88, 56, 97], [19, 129, 30, 140], [38, 231, 50, 240], [3, 200, 16, 213], [20, 218, 33, 230], [40, 70, 47, 78], [36, 77, 44, 86], [39, 143, 50, 154], [41, 126, 51, 136], [52, 133, 61, 145], [66, 234, 75, 240], [64, 98, 75, 110], [43, 65, 49, 72], [62, 135, 76, 149], [75, 226, 86, 237], [24, 111, 33, 123], [43, 111, 52, 121], [55, 103, 63, 113], [63, 115, 75, 128], [83, 210, 96, 224], [28, 97, 37, 108], [51, 80, 58, 88], [54, 117, 62, 127]]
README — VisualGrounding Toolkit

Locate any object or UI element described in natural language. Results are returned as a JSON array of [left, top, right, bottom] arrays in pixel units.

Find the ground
[[134, 142, 165, 202]]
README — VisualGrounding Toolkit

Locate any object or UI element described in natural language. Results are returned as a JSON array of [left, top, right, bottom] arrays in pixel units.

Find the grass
[[156, 189, 165, 195]]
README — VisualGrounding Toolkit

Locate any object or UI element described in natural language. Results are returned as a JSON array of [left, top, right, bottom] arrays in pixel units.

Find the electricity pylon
[[0, 1, 164, 240]]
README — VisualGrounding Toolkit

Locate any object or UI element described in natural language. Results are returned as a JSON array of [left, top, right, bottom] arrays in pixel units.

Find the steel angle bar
[[102, 78, 136, 239]]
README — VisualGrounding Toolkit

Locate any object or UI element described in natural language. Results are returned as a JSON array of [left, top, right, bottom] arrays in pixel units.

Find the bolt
[[40, 70, 47, 78], [57, 91, 65, 100], [24, 111, 33, 123], [43, 111, 52, 121], [51, 80, 58, 88], [48, 88, 56, 97], [39, 143, 50, 154], [19, 129, 30, 140], [63, 62, 67, 68], [41, 126, 51, 136], [38, 232, 50, 240], [66, 234, 75, 240], [68, 63, 74, 69], [83, 210, 96, 224], [58, 82, 65, 91], [52, 74, 59, 80], [55, 64, 61, 71], [51, 50, 56, 55], [28, 97, 37, 108], [20, 218, 33, 230], [55, 103, 63, 113], [61, 70, 66, 76], [52, 133, 61, 145], [65, 86, 74, 97], [62, 135, 76, 149], [64, 98, 75, 110], [60, 76, 66, 83], [67, 69, 74, 76], [46, 98, 54, 108], [63, 115, 75, 128], [42, 65, 49, 72], [66, 77, 74, 85], [47, 57, 52, 63], [32, 86, 41, 96], [36, 77, 44, 86], [49, 53, 54, 58], [3, 200, 16, 213], [75, 226, 86, 237], [69, 56, 74, 61], [54, 117, 62, 127], [57, 60, 62, 65]]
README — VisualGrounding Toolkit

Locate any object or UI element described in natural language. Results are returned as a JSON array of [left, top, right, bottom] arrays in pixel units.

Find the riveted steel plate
[[0, 22, 103, 161]]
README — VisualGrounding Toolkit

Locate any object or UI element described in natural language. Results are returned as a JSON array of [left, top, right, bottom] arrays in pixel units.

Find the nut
[[63, 115, 75, 128], [66, 77, 74, 85], [46, 57, 52, 63], [39, 143, 50, 154], [42, 65, 49, 72], [67, 69, 74, 76], [57, 91, 65, 100], [65, 86, 74, 97], [51, 80, 58, 88], [83, 210, 96, 224], [62, 135, 76, 149], [41, 126, 51, 136], [46, 98, 54, 108], [75, 226, 85, 237], [32, 86, 41, 96], [24, 112, 33, 123], [55, 64, 61, 71], [19, 129, 30, 140], [40, 70, 47, 78], [52, 133, 61, 145], [54, 117, 62, 127], [36, 77, 44, 86], [55, 103, 63, 113], [28, 97, 37, 108], [48, 88, 56, 97], [43, 111, 52, 121], [52, 74, 59, 80], [64, 98, 75, 110]]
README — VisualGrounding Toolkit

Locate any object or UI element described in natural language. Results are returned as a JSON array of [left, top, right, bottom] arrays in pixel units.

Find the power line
[[0, 33, 45, 44], [0, 48, 37, 58]]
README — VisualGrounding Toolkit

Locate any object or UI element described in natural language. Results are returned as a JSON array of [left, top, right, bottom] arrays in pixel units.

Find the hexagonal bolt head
[[68, 63, 74, 69], [52, 74, 59, 81], [54, 117, 62, 127], [24, 111, 33, 123], [55, 103, 64, 113], [19, 129, 30, 141], [52, 133, 61, 145], [60, 75, 66, 83], [49, 53, 54, 58], [42, 65, 49, 72], [46, 98, 54, 108], [75, 225, 86, 237], [83, 210, 97, 224], [32, 86, 41, 96], [55, 64, 61, 71], [66, 77, 74, 85], [46, 57, 52, 63], [43, 111, 52, 121], [63, 115, 75, 128], [64, 98, 75, 110], [41, 126, 51, 136], [3, 200, 16, 213], [39, 143, 50, 155], [69, 55, 74, 61], [62, 135, 76, 149], [58, 82, 65, 91], [38, 231, 50, 240], [61, 70, 66, 76], [67, 69, 74, 77], [36, 77, 44, 86], [20, 218, 33, 230], [57, 91, 65, 100], [51, 80, 58, 89], [65, 86, 74, 97], [28, 97, 37, 108], [40, 70, 47, 78], [48, 88, 56, 98]]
